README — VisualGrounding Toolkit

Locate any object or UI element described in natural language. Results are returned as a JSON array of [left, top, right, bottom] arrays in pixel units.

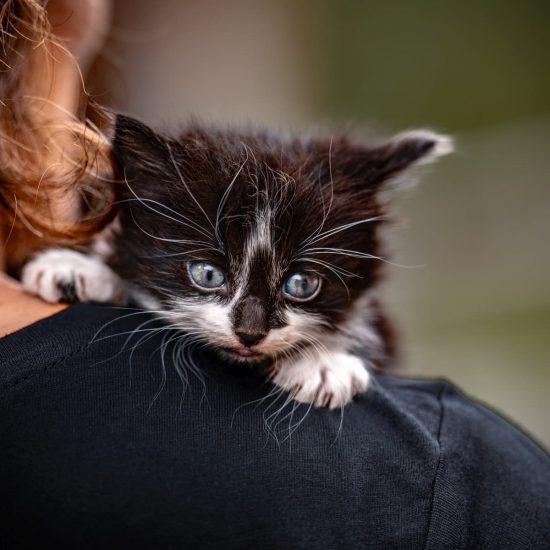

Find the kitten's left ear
[[337, 130, 453, 189], [112, 114, 171, 179]]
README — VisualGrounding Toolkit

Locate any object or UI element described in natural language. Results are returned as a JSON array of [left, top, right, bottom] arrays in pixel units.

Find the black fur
[[108, 115, 444, 369]]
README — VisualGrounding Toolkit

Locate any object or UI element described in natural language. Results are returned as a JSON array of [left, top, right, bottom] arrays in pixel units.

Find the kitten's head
[[111, 115, 451, 366]]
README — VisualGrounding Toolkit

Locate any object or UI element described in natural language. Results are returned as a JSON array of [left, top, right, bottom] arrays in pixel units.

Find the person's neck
[[0, 273, 67, 338]]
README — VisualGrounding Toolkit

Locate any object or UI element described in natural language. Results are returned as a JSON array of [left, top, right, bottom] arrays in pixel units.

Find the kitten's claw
[[272, 349, 369, 409], [21, 249, 126, 304]]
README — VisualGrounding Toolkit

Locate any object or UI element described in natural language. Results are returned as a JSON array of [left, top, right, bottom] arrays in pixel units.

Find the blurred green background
[[93, 0, 550, 447]]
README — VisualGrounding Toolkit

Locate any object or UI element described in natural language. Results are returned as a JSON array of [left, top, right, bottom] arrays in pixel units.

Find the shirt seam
[[1, 342, 93, 397], [422, 383, 447, 550]]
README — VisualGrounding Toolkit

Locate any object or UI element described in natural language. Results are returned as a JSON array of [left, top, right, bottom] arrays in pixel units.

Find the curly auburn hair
[[0, 0, 116, 272]]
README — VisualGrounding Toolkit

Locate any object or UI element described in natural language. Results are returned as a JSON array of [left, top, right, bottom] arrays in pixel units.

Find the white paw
[[272, 348, 370, 409], [21, 248, 126, 304]]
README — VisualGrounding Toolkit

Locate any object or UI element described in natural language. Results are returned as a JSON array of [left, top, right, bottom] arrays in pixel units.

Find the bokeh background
[[90, 0, 550, 447]]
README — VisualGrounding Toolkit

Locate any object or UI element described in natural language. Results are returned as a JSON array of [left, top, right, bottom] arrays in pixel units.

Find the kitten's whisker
[[147, 330, 173, 412], [261, 382, 293, 429], [271, 399, 300, 434], [121, 178, 213, 240], [265, 341, 321, 441], [300, 333, 330, 357], [166, 141, 216, 233], [333, 403, 346, 444], [282, 398, 315, 443], [129, 323, 171, 366], [295, 256, 353, 297], [263, 391, 295, 443], [93, 323, 181, 343], [300, 137, 336, 249], [230, 382, 283, 427], [115, 196, 209, 237], [299, 215, 386, 249], [148, 329, 207, 412], [90, 309, 162, 343], [302, 247, 425, 269], [91, 324, 167, 370], [215, 152, 249, 249], [176, 335, 209, 405], [172, 337, 189, 397], [129, 211, 209, 246], [294, 256, 357, 278], [303, 247, 381, 258], [142, 247, 218, 259]]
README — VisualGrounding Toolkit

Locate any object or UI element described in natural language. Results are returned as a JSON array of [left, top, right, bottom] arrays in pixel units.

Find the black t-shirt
[[1, 304, 549, 549]]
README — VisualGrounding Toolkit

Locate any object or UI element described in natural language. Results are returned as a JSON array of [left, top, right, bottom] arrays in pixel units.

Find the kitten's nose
[[235, 330, 266, 348]]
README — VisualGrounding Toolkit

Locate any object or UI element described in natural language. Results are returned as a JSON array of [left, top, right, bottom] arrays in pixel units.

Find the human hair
[[0, 0, 116, 271]]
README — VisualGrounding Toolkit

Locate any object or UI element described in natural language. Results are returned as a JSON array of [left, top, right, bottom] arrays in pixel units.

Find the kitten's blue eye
[[283, 272, 321, 301], [188, 261, 225, 290]]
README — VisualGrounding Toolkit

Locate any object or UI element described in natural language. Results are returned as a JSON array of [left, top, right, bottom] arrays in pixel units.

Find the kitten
[[22, 115, 452, 408]]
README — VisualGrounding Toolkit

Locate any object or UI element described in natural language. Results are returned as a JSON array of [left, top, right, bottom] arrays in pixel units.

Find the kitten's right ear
[[334, 130, 453, 191], [112, 114, 169, 177]]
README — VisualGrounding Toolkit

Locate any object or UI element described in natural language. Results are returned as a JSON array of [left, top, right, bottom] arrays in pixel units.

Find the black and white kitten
[[22, 115, 451, 408]]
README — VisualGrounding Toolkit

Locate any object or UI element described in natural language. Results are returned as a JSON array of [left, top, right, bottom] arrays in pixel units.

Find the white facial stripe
[[252, 207, 272, 250], [166, 296, 238, 348], [241, 207, 274, 283], [227, 206, 279, 325]]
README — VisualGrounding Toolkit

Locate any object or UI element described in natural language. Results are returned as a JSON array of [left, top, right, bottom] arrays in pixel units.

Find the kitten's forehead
[[216, 155, 317, 245]]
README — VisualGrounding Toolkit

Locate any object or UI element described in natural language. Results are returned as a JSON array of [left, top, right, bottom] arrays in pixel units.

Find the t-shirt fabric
[[1, 304, 549, 549]]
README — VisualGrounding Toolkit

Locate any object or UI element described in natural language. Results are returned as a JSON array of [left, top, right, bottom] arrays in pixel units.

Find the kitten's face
[[111, 117, 450, 365]]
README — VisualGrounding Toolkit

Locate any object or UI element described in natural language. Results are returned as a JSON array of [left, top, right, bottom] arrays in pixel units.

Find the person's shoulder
[[376, 374, 548, 459], [382, 376, 550, 549], [0, 302, 125, 390]]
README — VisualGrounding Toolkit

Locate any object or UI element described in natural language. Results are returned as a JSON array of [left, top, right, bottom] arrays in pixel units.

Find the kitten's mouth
[[223, 346, 265, 362]]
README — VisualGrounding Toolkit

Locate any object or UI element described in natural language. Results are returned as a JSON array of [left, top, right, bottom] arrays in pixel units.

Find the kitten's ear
[[337, 130, 453, 190], [112, 114, 170, 177]]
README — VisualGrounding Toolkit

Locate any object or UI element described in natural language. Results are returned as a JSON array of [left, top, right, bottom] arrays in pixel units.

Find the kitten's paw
[[272, 349, 369, 409], [21, 249, 126, 304]]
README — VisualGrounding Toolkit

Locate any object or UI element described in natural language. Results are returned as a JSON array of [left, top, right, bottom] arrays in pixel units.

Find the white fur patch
[[21, 249, 126, 304], [168, 296, 238, 349], [258, 307, 328, 355], [91, 216, 121, 258], [250, 207, 272, 251], [130, 287, 162, 310], [241, 207, 274, 280], [272, 346, 370, 409]]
